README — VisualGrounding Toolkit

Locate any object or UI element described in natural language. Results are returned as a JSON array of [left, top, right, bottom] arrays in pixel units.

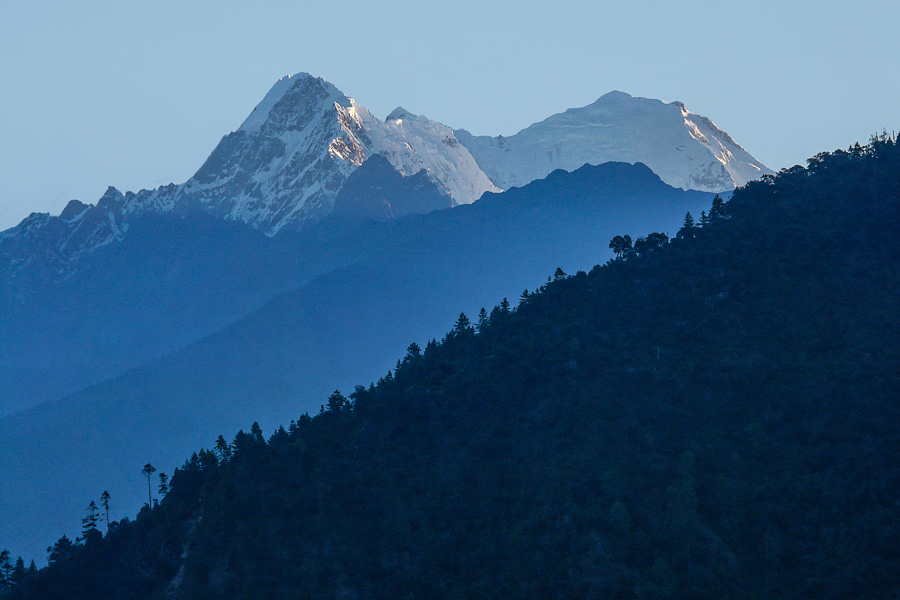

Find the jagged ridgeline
[[4, 136, 898, 599]]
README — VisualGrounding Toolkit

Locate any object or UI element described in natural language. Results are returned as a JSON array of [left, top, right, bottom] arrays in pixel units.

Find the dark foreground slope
[[6, 138, 900, 599]]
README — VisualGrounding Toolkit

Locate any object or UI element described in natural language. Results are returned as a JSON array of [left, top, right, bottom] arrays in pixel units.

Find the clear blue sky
[[2, 0, 898, 231]]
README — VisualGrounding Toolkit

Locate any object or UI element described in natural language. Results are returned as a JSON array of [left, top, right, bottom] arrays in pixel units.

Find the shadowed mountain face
[[0, 162, 714, 561], [330, 154, 453, 221]]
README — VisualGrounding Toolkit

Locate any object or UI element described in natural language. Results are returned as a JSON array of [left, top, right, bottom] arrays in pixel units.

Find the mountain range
[[1, 73, 769, 285], [0, 73, 771, 419], [0, 72, 772, 561], [5, 134, 898, 600]]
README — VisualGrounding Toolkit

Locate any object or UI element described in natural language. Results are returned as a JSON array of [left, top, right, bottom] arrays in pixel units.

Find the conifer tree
[[100, 490, 111, 532], [81, 501, 100, 536], [11, 557, 25, 586], [405, 342, 422, 362], [141, 464, 156, 507], [214, 435, 232, 462], [453, 313, 472, 335], [683, 211, 695, 229], [158, 473, 169, 497], [476, 308, 489, 332], [46, 536, 73, 565], [249, 422, 265, 443], [677, 212, 696, 241], [0, 550, 10, 588], [709, 194, 726, 220], [326, 390, 347, 412]]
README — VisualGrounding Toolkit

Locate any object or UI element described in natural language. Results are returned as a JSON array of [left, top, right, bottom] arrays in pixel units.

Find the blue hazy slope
[[0, 162, 713, 561]]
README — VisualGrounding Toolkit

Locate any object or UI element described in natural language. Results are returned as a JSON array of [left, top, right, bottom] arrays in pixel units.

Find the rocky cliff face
[[330, 154, 453, 222]]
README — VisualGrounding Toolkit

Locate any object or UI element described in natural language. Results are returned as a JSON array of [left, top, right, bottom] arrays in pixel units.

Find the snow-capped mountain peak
[[239, 74, 301, 133], [386, 106, 417, 121], [1, 73, 500, 278], [455, 91, 771, 193], [675, 101, 766, 188], [238, 73, 351, 135], [104, 73, 495, 235], [591, 90, 635, 103], [2, 75, 770, 282]]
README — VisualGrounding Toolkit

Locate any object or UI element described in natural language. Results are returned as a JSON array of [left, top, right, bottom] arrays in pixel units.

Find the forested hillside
[[3, 136, 899, 599]]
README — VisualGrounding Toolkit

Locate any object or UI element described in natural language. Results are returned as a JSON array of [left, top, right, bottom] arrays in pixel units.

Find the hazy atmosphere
[[2, 0, 899, 230], [1, 0, 898, 597]]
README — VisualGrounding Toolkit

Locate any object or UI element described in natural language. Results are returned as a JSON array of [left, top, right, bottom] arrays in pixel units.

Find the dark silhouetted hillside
[[4, 137, 900, 598]]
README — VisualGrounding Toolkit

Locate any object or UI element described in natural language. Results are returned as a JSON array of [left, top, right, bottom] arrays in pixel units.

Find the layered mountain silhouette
[[1, 72, 771, 562], [1, 73, 766, 419], [6, 136, 898, 599], [0, 162, 714, 562]]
